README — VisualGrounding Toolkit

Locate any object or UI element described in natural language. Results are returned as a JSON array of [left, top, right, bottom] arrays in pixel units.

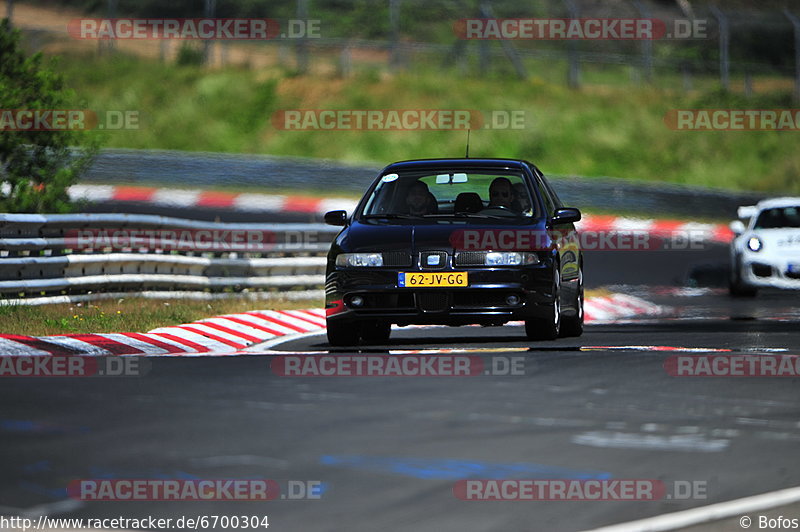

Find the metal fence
[[9, 0, 800, 96], [79, 149, 765, 220], [0, 213, 336, 304]]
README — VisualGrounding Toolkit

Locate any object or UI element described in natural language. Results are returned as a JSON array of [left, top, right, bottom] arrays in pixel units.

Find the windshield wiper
[[422, 213, 512, 220], [361, 214, 421, 220]]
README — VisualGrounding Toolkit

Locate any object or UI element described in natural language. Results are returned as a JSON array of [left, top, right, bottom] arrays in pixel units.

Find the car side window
[[534, 174, 555, 217], [539, 174, 564, 210]]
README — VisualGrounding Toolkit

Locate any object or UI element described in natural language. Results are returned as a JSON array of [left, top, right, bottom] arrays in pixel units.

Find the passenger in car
[[404, 180, 438, 216], [488, 177, 515, 209], [513, 182, 532, 213]]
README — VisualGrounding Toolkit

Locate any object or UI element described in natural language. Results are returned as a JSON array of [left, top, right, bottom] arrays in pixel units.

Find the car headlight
[[747, 236, 762, 252], [336, 253, 384, 267], [485, 252, 539, 266]]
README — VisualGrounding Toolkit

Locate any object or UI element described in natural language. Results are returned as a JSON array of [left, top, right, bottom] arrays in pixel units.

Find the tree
[[0, 18, 99, 213]]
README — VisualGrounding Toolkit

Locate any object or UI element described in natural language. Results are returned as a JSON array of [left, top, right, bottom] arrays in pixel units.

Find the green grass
[[57, 52, 800, 194], [0, 297, 321, 336]]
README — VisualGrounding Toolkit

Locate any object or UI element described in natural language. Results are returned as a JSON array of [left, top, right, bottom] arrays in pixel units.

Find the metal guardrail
[[0, 213, 337, 304], [81, 150, 765, 219]]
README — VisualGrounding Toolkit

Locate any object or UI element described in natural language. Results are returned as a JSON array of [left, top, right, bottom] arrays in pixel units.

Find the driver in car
[[488, 177, 515, 209]]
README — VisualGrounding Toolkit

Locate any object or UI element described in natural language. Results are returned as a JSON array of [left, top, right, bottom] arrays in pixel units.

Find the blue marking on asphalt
[[311, 482, 329, 497], [23, 460, 51, 473], [19, 481, 67, 499], [0, 419, 88, 434], [320, 455, 611, 480], [88, 466, 199, 479]]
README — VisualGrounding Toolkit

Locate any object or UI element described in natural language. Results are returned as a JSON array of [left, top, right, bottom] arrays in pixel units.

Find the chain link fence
[[8, 0, 799, 97]]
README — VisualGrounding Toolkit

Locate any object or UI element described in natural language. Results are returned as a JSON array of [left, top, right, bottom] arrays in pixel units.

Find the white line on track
[[584, 485, 800, 532]]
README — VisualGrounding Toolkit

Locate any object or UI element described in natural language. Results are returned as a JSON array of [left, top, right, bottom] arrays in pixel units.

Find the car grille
[[786, 269, 800, 280], [453, 252, 486, 267], [417, 292, 449, 312], [752, 263, 772, 277], [453, 291, 523, 308], [382, 251, 413, 267], [349, 292, 415, 309]]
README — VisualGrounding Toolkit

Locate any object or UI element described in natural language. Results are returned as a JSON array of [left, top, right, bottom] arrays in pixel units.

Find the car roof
[[382, 158, 534, 172], [754, 197, 800, 210]]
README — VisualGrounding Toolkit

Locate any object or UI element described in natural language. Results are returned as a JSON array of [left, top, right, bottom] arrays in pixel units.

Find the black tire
[[526, 268, 561, 341], [560, 268, 584, 338], [360, 320, 391, 345], [327, 320, 360, 346], [729, 261, 757, 298]]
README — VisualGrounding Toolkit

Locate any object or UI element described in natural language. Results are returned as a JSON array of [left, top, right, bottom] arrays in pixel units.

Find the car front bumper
[[740, 257, 800, 289], [325, 264, 560, 326]]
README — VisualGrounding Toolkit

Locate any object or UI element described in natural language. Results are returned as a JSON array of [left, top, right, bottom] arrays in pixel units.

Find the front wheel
[[729, 260, 757, 298], [526, 268, 561, 341], [560, 269, 584, 338], [327, 320, 360, 346]]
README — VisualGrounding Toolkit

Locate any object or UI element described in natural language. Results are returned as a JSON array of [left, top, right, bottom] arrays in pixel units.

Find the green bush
[[0, 18, 99, 213]]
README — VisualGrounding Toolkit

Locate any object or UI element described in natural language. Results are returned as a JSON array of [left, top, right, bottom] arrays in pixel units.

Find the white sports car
[[729, 197, 800, 296]]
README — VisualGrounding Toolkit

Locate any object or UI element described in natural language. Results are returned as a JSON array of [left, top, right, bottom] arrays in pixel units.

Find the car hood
[[342, 220, 547, 253]]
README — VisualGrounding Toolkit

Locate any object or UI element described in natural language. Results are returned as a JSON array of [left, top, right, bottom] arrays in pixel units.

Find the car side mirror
[[729, 220, 746, 234], [550, 207, 581, 226], [324, 210, 347, 226]]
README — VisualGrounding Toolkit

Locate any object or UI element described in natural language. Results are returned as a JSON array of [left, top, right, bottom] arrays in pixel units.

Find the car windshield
[[360, 170, 536, 219], [754, 206, 800, 229]]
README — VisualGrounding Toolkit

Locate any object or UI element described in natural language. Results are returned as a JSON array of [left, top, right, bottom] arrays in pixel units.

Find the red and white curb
[[69, 184, 734, 244], [0, 294, 667, 356], [0, 309, 326, 357], [68, 184, 356, 215]]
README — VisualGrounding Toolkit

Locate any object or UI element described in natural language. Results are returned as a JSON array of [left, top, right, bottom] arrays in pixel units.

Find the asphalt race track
[[1, 244, 799, 531]]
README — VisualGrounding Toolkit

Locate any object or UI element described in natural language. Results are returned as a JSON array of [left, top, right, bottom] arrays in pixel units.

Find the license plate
[[398, 272, 468, 287]]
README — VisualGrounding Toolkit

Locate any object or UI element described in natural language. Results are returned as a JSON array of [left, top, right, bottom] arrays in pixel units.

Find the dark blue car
[[323, 158, 583, 346]]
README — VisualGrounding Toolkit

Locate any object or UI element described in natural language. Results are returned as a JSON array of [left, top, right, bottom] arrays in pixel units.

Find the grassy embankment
[[0, 297, 321, 336], [55, 52, 800, 195]]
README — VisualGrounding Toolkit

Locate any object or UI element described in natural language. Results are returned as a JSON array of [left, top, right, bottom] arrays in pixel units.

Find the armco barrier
[[0, 213, 337, 304], [0, 211, 733, 305], [80, 149, 765, 219]]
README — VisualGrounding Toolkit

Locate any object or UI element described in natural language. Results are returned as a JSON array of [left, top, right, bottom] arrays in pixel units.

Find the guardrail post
[[563, 0, 580, 89], [100, 0, 117, 55], [478, 1, 490, 74], [631, 0, 653, 84], [203, 0, 216, 66], [785, 9, 800, 103], [480, 1, 527, 80], [710, 6, 729, 91], [389, 0, 401, 71], [296, 0, 309, 74]]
